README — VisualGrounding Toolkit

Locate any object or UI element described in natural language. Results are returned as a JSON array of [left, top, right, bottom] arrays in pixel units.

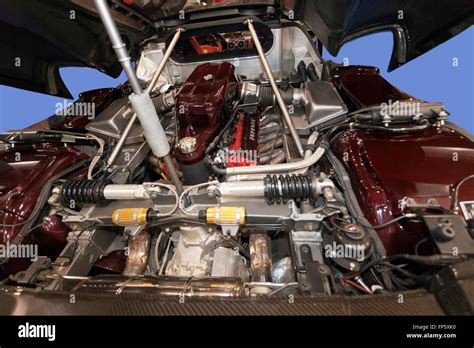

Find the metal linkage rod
[[94, 0, 183, 194], [246, 19, 304, 157], [106, 27, 182, 167], [95, 0, 142, 94]]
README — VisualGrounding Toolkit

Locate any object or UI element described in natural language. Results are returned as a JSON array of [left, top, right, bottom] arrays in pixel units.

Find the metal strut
[[246, 19, 305, 157], [94, 0, 183, 194]]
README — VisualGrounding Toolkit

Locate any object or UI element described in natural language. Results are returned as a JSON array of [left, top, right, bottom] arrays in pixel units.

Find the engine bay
[[0, 16, 473, 306]]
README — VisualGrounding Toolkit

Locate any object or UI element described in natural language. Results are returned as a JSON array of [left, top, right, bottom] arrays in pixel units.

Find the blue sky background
[[0, 26, 472, 132]]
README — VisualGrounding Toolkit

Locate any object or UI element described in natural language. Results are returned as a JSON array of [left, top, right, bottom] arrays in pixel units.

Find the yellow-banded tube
[[112, 208, 150, 226], [204, 207, 246, 225]]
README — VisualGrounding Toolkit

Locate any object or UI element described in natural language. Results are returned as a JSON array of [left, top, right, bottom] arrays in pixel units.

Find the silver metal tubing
[[217, 181, 265, 197], [107, 113, 137, 166], [94, 0, 183, 194], [246, 19, 304, 157], [221, 130, 324, 175], [106, 27, 182, 167], [227, 174, 268, 182], [94, 0, 142, 94], [146, 29, 183, 94], [224, 146, 326, 175], [76, 276, 246, 297], [163, 154, 184, 194]]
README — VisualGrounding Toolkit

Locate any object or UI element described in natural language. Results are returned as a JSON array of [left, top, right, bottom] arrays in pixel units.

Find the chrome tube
[[76, 276, 246, 298], [227, 174, 268, 182], [224, 145, 326, 175], [106, 113, 137, 166], [246, 19, 304, 157], [94, 0, 183, 194], [217, 181, 265, 197], [146, 29, 183, 95], [221, 131, 324, 175], [95, 0, 139, 166], [106, 28, 182, 167], [94, 0, 142, 94], [249, 233, 272, 294]]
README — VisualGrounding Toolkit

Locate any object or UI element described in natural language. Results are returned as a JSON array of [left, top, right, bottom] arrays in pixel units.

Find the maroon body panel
[[0, 87, 127, 277], [0, 144, 87, 275], [332, 125, 474, 255], [175, 62, 238, 164], [332, 66, 420, 109]]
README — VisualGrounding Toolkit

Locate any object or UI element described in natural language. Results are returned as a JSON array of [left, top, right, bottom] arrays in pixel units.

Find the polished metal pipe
[[94, 0, 142, 94], [246, 19, 304, 157], [146, 29, 183, 95], [162, 154, 183, 194], [76, 276, 246, 297], [106, 27, 182, 167], [106, 113, 137, 166], [94, 0, 183, 194], [217, 181, 265, 197], [249, 232, 272, 293], [222, 129, 324, 175]]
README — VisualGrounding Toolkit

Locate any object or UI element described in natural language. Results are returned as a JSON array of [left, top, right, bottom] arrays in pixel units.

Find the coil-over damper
[[59, 180, 110, 207], [214, 174, 335, 205], [263, 174, 319, 204]]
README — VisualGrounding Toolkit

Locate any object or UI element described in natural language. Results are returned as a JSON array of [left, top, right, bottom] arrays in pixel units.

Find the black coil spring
[[59, 180, 110, 207], [264, 174, 315, 205]]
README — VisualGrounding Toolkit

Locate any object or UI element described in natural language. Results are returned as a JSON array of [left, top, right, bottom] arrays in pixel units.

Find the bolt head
[[178, 137, 197, 154]]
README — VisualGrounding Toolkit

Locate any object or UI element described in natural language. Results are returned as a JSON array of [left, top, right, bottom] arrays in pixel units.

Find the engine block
[[175, 62, 238, 166]]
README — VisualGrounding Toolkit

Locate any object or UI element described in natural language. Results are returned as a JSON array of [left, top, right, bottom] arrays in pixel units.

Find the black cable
[[324, 149, 393, 290], [353, 119, 430, 133], [323, 123, 351, 143], [359, 253, 467, 276], [205, 102, 239, 155], [210, 163, 227, 175], [328, 216, 365, 239], [376, 261, 421, 280], [322, 120, 431, 145], [218, 237, 251, 259], [414, 237, 429, 255], [354, 214, 409, 230]]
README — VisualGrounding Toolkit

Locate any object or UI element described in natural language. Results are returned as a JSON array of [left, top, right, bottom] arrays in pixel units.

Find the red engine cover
[[175, 62, 238, 165]]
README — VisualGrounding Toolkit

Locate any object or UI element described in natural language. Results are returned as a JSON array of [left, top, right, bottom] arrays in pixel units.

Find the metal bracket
[[408, 206, 474, 255], [220, 224, 240, 237], [298, 243, 332, 294], [12, 256, 52, 286]]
